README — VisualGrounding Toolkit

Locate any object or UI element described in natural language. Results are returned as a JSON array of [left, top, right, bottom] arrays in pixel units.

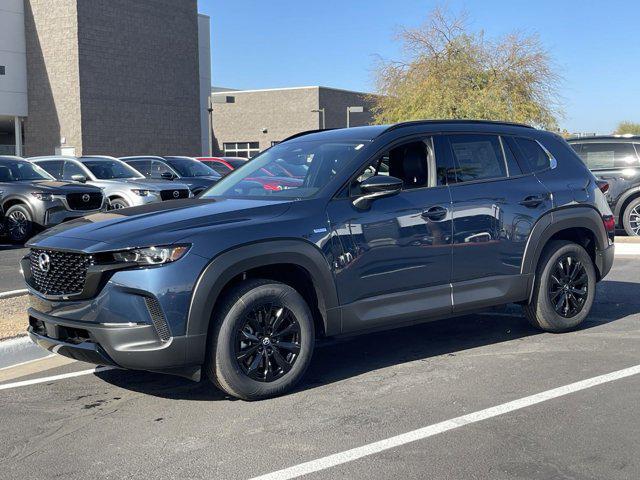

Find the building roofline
[[211, 85, 375, 96]]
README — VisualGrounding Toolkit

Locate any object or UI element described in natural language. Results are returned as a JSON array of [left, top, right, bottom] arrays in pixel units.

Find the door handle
[[519, 195, 545, 208], [422, 206, 448, 221]]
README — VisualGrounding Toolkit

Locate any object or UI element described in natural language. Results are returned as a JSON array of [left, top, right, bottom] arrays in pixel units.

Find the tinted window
[[151, 160, 175, 178], [127, 160, 151, 176], [82, 160, 142, 179], [207, 162, 233, 176], [0, 160, 54, 182], [447, 135, 507, 182], [62, 161, 86, 180], [37, 161, 63, 178], [501, 138, 523, 176], [513, 138, 551, 172], [164, 158, 219, 178], [576, 142, 638, 169]]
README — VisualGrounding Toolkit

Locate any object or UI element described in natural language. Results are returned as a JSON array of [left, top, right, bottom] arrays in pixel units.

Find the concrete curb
[[0, 335, 49, 370], [0, 289, 28, 300]]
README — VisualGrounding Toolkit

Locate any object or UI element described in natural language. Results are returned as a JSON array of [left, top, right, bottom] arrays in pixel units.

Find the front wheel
[[524, 240, 596, 332], [5, 204, 34, 244], [108, 198, 129, 210], [205, 279, 315, 400]]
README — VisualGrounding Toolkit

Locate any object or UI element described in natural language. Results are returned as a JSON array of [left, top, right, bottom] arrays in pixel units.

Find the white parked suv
[[30, 156, 192, 209]]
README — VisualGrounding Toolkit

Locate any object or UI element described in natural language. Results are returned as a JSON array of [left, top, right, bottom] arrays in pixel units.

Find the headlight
[[31, 192, 54, 201], [131, 189, 158, 197], [112, 245, 190, 265]]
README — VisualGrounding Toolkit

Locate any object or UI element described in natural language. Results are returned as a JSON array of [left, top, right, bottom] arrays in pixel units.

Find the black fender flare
[[614, 186, 640, 221], [185, 239, 340, 339], [521, 206, 609, 282]]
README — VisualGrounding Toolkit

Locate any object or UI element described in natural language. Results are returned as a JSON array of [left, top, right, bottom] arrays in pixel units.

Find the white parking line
[[249, 364, 640, 480], [0, 366, 117, 391], [614, 243, 640, 256]]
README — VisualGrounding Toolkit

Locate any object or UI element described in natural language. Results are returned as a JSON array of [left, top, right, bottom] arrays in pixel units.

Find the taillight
[[596, 180, 609, 194], [602, 215, 616, 233], [262, 183, 283, 191]]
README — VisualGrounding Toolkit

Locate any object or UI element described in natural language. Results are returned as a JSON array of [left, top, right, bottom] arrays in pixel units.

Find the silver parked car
[[30, 156, 192, 209]]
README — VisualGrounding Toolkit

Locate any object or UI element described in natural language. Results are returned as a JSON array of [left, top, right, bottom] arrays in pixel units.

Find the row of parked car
[[0, 155, 248, 243], [2, 134, 640, 244]]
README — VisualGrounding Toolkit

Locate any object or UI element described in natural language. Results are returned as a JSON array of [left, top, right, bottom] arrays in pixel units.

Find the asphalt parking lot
[[0, 246, 27, 293], [1, 252, 639, 479]]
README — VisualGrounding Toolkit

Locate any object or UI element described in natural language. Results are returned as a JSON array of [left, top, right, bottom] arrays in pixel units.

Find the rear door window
[[577, 142, 639, 169]]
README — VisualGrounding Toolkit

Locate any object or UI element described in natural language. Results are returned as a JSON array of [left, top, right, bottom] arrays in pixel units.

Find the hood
[[24, 180, 103, 194], [28, 197, 292, 252]]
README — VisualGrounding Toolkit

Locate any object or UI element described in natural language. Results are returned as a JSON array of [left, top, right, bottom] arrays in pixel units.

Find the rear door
[[440, 133, 551, 312]]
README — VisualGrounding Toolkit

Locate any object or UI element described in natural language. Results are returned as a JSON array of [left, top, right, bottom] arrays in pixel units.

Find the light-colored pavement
[[0, 255, 639, 479]]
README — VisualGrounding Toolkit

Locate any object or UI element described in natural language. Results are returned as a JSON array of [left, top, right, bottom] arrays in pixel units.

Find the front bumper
[[44, 205, 105, 226], [27, 308, 205, 373], [24, 249, 210, 377]]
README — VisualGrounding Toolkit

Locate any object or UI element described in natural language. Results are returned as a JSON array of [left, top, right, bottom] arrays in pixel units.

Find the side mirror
[[353, 175, 403, 209], [160, 172, 175, 180], [71, 174, 87, 183]]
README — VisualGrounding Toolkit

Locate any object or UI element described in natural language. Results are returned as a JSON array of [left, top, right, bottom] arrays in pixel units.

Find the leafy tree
[[615, 121, 640, 135], [371, 7, 562, 129]]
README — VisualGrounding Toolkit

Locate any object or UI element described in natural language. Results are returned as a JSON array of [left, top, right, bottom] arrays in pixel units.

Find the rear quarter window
[[513, 138, 552, 172]]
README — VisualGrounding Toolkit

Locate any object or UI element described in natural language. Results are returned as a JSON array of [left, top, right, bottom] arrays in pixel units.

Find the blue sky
[[199, 0, 640, 133]]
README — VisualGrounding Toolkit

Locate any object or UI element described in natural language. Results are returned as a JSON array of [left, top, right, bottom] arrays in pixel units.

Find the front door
[[327, 137, 453, 333]]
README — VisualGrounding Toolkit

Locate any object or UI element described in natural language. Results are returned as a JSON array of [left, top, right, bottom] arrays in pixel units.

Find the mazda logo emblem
[[37, 252, 51, 273], [173, 190, 180, 199], [82, 194, 91, 202]]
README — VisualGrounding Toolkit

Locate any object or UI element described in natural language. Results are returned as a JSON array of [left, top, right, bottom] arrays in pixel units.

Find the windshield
[[0, 160, 54, 182], [201, 140, 367, 199], [166, 158, 219, 178], [82, 159, 143, 180]]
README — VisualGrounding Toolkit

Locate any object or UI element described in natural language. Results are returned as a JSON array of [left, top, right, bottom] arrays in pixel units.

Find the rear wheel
[[622, 197, 640, 236], [205, 279, 315, 400], [524, 240, 596, 332], [5, 204, 34, 244]]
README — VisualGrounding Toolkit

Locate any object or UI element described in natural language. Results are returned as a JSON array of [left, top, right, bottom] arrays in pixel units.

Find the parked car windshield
[[165, 158, 220, 178], [82, 159, 143, 180], [0, 160, 55, 182], [201, 139, 367, 199]]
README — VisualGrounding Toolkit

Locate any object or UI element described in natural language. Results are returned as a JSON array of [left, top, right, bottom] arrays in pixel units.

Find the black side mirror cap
[[353, 175, 403, 209]]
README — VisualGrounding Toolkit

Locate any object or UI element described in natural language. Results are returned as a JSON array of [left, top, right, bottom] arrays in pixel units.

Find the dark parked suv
[[23, 121, 615, 400], [568, 136, 640, 236], [0, 156, 105, 243]]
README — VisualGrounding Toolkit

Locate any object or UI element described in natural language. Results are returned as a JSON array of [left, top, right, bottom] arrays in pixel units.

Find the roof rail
[[381, 119, 535, 135], [281, 128, 335, 143]]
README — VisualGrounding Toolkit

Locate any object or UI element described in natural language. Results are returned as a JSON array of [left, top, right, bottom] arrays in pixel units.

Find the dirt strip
[[0, 296, 29, 340]]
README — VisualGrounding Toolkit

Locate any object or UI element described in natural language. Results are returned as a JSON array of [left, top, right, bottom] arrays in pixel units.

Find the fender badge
[[313, 228, 328, 234]]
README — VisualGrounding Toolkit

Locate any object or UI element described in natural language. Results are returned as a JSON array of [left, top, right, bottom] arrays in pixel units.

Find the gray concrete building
[[211, 86, 377, 157], [0, 0, 210, 157]]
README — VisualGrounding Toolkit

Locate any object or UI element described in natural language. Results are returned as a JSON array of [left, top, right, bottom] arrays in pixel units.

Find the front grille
[[160, 189, 189, 201], [66, 192, 103, 210], [29, 249, 94, 296], [144, 297, 171, 342]]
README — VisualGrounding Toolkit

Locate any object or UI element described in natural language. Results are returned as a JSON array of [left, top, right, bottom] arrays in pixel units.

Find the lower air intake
[[144, 297, 171, 342]]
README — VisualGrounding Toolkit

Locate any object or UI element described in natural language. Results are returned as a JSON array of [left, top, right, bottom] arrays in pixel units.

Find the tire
[[5, 204, 34, 244], [622, 197, 640, 236], [204, 279, 315, 400], [109, 198, 129, 210], [524, 240, 596, 332]]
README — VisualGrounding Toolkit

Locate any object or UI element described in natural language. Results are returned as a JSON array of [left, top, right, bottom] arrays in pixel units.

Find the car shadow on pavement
[[94, 284, 635, 402]]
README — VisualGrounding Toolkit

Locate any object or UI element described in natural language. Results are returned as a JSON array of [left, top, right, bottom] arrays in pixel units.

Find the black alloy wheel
[[5, 205, 33, 243], [548, 254, 589, 318], [235, 303, 301, 382]]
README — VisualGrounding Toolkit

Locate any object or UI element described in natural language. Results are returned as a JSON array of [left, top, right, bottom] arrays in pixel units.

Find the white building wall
[[0, 0, 28, 117], [197, 13, 212, 156]]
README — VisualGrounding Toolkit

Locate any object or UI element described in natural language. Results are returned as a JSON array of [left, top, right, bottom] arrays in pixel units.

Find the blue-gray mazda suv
[[23, 121, 615, 400]]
